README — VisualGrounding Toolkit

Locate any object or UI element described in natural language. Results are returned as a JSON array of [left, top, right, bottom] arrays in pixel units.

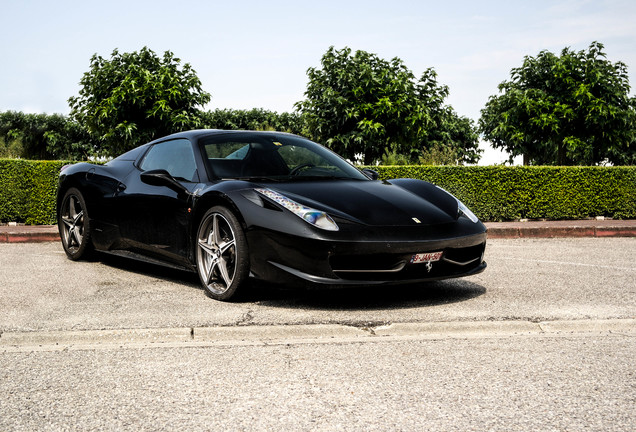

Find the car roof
[[149, 129, 299, 144]]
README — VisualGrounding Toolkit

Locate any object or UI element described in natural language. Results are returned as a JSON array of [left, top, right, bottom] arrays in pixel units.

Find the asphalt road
[[1, 238, 634, 331], [1, 238, 635, 431], [2, 334, 634, 431]]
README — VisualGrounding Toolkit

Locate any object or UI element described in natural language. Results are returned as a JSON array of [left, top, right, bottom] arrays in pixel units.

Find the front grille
[[330, 254, 407, 273], [329, 242, 486, 281], [442, 243, 485, 266]]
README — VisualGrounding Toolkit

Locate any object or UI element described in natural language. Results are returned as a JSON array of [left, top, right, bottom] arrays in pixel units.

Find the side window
[[139, 139, 197, 182]]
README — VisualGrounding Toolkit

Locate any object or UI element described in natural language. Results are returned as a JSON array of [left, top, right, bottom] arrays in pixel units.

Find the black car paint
[[58, 130, 487, 288]]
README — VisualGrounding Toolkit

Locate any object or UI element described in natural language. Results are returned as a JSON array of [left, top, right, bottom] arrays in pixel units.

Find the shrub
[[1, 160, 634, 224], [369, 165, 636, 221], [0, 159, 69, 225]]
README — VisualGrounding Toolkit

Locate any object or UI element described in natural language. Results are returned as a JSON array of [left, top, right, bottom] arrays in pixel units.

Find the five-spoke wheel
[[196, 206, 249, 300], [58, 188, 93, 260]]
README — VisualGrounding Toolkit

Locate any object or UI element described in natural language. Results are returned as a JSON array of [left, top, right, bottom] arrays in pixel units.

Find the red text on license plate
[[410, 251, 443, 264]]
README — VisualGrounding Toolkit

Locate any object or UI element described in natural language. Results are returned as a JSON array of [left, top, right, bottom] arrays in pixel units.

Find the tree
[[295, 47, 480, 165], [68, 47, 211, 157], [424, 104, 481, 165], [200, 108, 304, 134], [0, 111, 92, 160], [479, 42, 636, 165]]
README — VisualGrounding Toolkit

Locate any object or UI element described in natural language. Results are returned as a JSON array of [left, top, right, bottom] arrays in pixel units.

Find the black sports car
[[58, 130, 487, 300]]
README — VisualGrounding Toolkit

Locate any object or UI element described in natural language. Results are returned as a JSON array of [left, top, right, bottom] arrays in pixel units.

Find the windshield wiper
[[285, 175, 361, 181], [222, 176, 284, 182]]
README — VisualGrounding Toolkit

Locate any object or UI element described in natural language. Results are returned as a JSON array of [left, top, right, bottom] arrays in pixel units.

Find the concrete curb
[[485, 220, 636, 239], [0, 327, 193, 346], [1, 220, 635, 243], [2, 319, 634, 352], [0, 225, 59, 243]]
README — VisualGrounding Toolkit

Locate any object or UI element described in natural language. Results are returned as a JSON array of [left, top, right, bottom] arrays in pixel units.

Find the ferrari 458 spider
[[58, 130, 487, 300]]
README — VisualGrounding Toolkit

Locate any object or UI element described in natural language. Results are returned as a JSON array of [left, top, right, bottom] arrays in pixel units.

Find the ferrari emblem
[[425, 261, 433, 272], [412, 217, 421, 224]]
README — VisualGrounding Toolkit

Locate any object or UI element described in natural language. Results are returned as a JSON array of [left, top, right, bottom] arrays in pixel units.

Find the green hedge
[[1, 160, 635, 224], [0, 159, 69, 225], [371, 166, 636, 221]]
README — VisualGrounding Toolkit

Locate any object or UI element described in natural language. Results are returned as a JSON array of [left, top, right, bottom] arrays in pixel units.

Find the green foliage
[[68, 47, 211, 157], [418, 143, 460, 166], [370, 165, 636, 221], [296, 47, 481, 165], [200, 108, 304, 134], [480, 41, 636, 165], [2, 159, 634, 224], [0, 136, 23, 159], [379, 146, 467, 166], [429, 110, 481, 164], [380, 149, 412, 166], [0, 111, 92, 160], [0, 159, 69, 224]]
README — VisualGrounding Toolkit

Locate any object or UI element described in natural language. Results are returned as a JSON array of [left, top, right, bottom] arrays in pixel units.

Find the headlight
[[435, 186, 479, 223], [457, 200, 479, 223], [255, 188, 339, 231]]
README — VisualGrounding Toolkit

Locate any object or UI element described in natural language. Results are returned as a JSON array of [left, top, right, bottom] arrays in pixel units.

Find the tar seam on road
[[1, 319, 634, 353]]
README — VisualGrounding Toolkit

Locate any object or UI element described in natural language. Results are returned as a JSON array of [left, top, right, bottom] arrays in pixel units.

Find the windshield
[[200, 133, 369, 181]]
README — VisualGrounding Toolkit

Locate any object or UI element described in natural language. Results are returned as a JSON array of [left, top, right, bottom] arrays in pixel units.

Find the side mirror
[[361, 168, 379, 180], [140, 169, 189, 195]]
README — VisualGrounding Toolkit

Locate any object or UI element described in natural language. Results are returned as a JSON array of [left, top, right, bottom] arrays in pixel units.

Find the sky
[[1, 0, 635, 164]]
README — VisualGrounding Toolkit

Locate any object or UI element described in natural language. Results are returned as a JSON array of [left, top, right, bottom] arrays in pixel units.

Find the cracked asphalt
[[1, 238, 634, 332], [1, 238, 635, 431]]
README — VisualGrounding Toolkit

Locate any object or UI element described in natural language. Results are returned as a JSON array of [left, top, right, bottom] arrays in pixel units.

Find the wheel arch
[[56, 174, 84, 218], [191, 191, 247, 247], [56, 163, 101, 216]]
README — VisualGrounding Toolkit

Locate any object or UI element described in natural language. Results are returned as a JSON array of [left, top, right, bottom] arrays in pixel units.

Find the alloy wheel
[[60, 194, 85, 254], [197, 212, 238, 295]]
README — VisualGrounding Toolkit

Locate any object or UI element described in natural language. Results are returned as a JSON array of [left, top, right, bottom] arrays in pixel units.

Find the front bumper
[[246, 224, 487, 287]]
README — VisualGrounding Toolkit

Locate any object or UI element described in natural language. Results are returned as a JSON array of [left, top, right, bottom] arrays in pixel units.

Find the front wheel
[[196, 206, 249, 301], [58, 187, 94, 260]]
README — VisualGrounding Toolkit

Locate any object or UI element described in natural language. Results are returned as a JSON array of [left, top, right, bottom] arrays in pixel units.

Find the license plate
[[410, 251, 443, 264]]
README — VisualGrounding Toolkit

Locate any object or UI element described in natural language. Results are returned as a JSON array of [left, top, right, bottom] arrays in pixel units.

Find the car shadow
[[97, 251, 201, 288], [96, 252, 486, 310], [239, 278, 486, 311]]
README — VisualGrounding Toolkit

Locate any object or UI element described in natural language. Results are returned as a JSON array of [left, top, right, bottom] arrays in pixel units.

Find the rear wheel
[[196, 206, 249, 301], [58, 187, 94, 260]]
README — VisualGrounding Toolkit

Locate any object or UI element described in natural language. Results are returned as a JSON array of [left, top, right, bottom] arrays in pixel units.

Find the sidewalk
[[1, 219, 635, 243]]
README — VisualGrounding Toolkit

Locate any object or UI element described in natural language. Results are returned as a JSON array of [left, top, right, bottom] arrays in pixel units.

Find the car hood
[[261, 179, 459, 226]]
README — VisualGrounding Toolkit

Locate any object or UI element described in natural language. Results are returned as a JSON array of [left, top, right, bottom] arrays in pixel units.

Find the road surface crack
[[237, 310, 254, 326]]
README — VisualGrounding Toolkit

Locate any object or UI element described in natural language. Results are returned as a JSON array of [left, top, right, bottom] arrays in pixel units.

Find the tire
[[195, 206, 249, 301], [58, 187, 94, 260]]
